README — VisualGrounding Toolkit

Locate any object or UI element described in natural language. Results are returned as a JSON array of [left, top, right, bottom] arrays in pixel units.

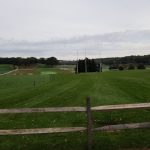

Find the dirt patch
[[11, 69, 35, 75]]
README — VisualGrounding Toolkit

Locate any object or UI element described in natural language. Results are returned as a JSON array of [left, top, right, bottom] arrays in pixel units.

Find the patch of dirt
[[11, 69, 35, 75]]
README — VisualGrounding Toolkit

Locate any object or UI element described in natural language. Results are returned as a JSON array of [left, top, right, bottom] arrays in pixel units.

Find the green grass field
[[0, 68, 150, 150], [0, 64, 13, 74]]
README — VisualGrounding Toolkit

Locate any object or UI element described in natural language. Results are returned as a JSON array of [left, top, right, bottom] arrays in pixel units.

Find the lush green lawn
[[0, 69, 150, 150], [0, 64, 13, 74]]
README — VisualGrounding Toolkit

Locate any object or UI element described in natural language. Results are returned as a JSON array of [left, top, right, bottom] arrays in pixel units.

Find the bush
[[109, 65, 118, 70], [46, 57, 59, 67], [128, 64, 135, 70], [137, 64, 146, 69], [118, 65, 124, 70]]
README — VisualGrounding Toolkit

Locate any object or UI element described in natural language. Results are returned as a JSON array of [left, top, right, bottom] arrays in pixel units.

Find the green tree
[[46, 57, 59, 67]]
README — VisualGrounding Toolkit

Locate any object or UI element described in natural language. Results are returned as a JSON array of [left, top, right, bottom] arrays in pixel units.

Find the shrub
[[118, 65, 124, 70], [128, 64, 135, 70], [137, 64, 146, 69], [109, 65, 118, 70]]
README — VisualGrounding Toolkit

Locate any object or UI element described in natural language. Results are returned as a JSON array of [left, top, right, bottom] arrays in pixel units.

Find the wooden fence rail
[[0, 122, 150, 136], [0, 97, 150, 150], [0, 127, 86, 135], [0, 103, 150, 114]]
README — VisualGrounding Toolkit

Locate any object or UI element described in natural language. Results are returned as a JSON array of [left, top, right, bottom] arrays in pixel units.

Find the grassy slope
[[0, 64, 13, 74], [0, 69, 150, 150]]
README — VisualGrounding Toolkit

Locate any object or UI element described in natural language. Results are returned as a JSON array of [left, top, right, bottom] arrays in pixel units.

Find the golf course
[[0, 66, 150, 150]]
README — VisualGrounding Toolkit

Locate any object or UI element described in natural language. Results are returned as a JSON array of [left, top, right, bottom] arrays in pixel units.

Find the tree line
[[0, 57, 59, 68], [95, 55, 150, 66], [59, 55, 150, 66], [0, 54, 149, 69], [98, 55, 150, 70]]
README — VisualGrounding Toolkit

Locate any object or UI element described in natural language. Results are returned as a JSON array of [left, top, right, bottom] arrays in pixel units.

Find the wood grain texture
[[0, 103, 149, 114], [0, 103, 150, 114], [0, 107, 86, 113], [94, 122, 150, 132], [0, 122, 149, 135], [92, 103, 150, 112], [0, 127, 86, 135]]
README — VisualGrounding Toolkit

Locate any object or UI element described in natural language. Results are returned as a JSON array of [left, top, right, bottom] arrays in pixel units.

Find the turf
[[0, 69, 150, 150], [0, 64, 13, 74]]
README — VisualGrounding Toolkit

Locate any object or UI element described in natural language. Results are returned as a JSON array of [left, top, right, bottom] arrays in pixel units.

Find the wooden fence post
[[86, 96, 92, 150]]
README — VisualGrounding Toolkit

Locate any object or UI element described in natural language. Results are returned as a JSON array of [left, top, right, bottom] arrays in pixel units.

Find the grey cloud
[[0, 30, 150, 59]]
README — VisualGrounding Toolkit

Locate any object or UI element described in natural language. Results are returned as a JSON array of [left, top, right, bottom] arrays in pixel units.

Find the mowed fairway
[[0, 68, 150, 150]]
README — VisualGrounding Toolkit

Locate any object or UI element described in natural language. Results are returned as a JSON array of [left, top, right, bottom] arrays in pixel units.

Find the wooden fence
[[0, 97, 150, 150]]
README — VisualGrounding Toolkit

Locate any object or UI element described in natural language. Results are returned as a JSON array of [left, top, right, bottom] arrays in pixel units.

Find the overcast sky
[[0, 0, 150, 59]]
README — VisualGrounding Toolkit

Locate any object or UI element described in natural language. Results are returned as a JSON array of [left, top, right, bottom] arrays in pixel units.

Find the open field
[[0, 68, 150, 150]]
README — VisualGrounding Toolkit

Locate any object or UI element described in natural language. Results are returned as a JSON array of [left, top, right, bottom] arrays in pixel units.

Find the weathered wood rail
[[0, 98, 150, 150], [0, 102, 150, 114], [0, 127, 87, 135], [0, 122, 149, 135]]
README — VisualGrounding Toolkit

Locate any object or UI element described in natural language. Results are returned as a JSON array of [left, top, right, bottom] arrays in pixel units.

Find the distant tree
[[118, 65, 124, 71], [137, 63, 146, 69], [96, 55, 150, 66], [87, 59, 97, 72], [0, 54, 150, 69], [128, 64, 135, 70], [109, 64, 118, 70], [46, 57, 59, 67], [39, 58, 46, 64], [75, 58, 99, 73]]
